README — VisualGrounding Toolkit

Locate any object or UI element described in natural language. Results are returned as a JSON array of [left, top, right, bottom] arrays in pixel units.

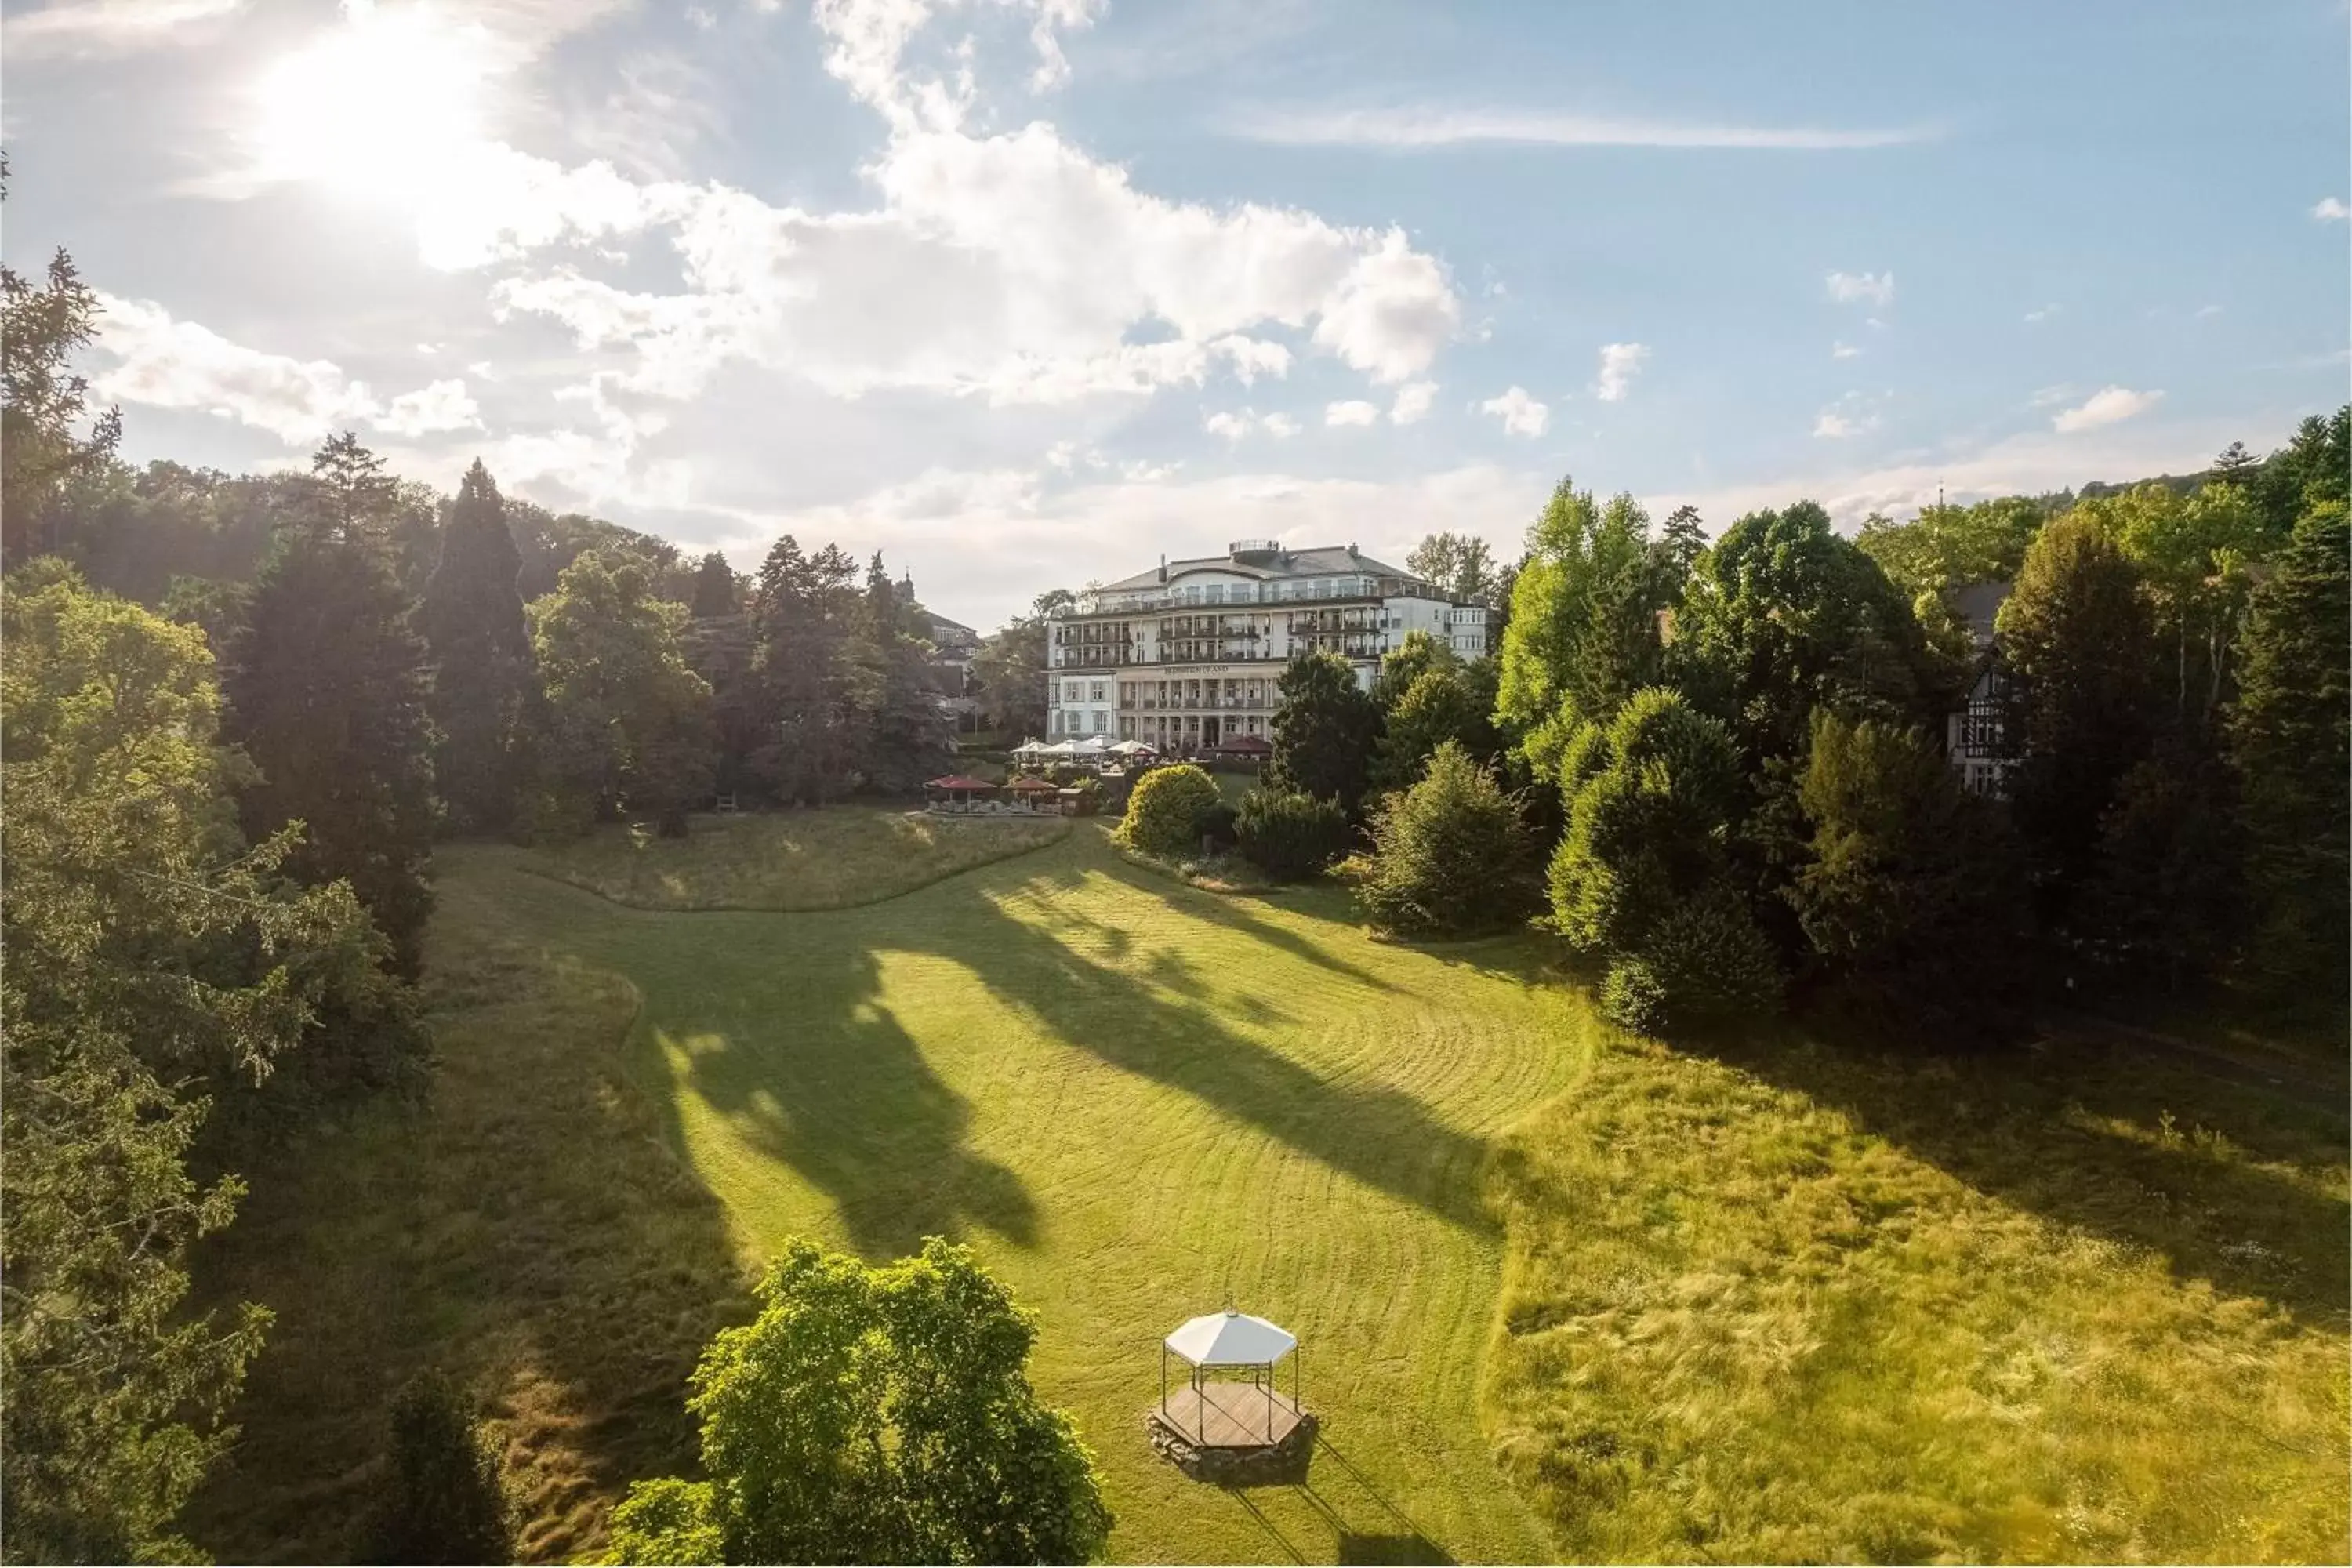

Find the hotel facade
[[1046, 540, 1490, 750]]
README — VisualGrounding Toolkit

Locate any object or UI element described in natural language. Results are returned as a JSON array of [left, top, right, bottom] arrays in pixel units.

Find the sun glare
[[252, 2, 492, 205]]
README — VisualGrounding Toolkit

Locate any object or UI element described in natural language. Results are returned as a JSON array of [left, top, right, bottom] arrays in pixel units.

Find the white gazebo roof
[[1163, 1310, 1296, 1367], [1109, 739, 1157, 753], [1073, 734, 1113, 751]]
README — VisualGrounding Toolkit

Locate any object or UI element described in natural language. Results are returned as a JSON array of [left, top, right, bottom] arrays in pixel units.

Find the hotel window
[[1090, 681, 1107, 702], [1205, 583, 1225, 604]]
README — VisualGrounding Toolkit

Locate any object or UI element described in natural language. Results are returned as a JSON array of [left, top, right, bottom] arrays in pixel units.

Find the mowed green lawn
[[472, 818, 1591, 1563], [190, 808, 2348, 1565]]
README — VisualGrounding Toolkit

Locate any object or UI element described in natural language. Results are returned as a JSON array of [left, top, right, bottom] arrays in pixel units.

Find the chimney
[[1158, 554, 1167, 583]]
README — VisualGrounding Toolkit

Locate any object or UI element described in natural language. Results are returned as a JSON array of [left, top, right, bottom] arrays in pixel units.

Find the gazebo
[[1155, 1309, 1305, 1449]]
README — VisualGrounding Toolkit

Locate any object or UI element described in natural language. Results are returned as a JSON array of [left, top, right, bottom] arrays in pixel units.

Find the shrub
[[1198, 800, 1240, 848], [1600, 884, 1781, 1034], [1116, 764, 1220, 859], [1356, 742, 1534, 936], [1235, 789, 1353, 881], [608, 1479, 725, 1566], [365, 1372, 514, 1566], [1551, 688, 1784, 1030]]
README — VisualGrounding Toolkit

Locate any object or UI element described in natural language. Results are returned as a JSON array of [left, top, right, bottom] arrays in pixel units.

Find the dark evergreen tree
[[227, 435, 436, 978], [2229, 500, 2350, 1001], [1654, 503, 1708, 595], [2251, 405, 2350, 540], [1268, 650, 1380, 810], [366, 1373, 515, 1566], [2081, 735, 2245, 995], [848, 554, 955, 793], [747, 535, 860, 804], [690, 550, 739, 618], [422, 459, 534, 835], [1791, 712, 2029, 1036], [1996, 511, 2156, 900]]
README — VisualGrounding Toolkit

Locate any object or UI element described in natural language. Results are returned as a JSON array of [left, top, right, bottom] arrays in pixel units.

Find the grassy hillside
[[1486, 1032, 2348, 1563], [189, 815, 2349, 1564], [515, 806, 1069, 910], [458, 826, 1587, 1563]]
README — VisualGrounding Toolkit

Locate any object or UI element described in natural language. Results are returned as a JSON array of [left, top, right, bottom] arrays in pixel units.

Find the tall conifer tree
[[227, 435, 436, 977], [422, 459, 534, 834], [2230, 500, 2350, 998]]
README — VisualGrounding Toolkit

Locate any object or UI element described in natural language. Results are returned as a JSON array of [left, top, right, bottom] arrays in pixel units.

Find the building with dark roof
[[1044, 539, 1489, 752]]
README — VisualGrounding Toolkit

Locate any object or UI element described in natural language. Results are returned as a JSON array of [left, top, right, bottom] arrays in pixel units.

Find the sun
[[251, 2, 493, 206]]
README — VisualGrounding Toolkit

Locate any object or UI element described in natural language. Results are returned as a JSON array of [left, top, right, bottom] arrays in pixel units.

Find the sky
[[5, 0, 2347, 632]]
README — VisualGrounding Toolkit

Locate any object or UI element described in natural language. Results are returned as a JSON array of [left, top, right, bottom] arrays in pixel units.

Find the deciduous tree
[[1548, 689, 1780, 1031], [607, 1238, 1112, 1566], [529, 551, 715, 837], [2, 566, 392, 1562], [1494, 479, 1670, 779], [2, 241, 122, 565]]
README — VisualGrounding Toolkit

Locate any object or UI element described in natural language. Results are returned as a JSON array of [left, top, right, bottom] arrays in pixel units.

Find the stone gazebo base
[[1145, 1385, 1317, 1485]]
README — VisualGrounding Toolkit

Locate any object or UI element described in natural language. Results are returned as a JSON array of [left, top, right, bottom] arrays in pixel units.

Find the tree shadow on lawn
[[186, 900, 753, 1565], [919, 886, 1499, 1233], [644, 939, 1040, 1261], [529, 837, 1501, 1254], [1670, 1018, 2351, 1328]]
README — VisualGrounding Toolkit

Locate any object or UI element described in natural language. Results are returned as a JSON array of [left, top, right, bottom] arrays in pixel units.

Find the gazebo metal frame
[[1157, 1311, 1301, 1446]]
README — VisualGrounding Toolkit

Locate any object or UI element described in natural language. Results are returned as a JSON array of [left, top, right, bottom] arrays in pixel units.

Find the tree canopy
[[607, 1238, 1112, 1566]]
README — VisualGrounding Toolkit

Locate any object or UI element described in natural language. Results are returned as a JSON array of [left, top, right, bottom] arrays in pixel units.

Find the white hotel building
[[1046, 540, 1490, 750]]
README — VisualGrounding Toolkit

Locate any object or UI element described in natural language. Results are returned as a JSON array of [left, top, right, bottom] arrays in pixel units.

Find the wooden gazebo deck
[[1156, 1383, 1307, 1450]]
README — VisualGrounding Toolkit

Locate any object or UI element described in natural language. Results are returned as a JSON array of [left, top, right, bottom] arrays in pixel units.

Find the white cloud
[[1826, 270, 1896, 307], [474, 120, 1460, 404], [377, 379, 485, 437], [1831, 339, 1860, 359], [2193, 303, 2223, 320], [93, 294, 378, 445], [1389, 379, 1438, 425], [2313, 197, 2350, 222], [1592, 341, 1650, 402], [2028, 383, 2078, 408], [1203, 407, 1299, 441], [5, 0, 242, 56], [2024, 303, 2059, 323], [1229, 104, 1933, 151], [1326, 400, 1381, 426], [2052, 385, 2164, 433], [1479, 385, 1549, 437], [1813, 408, 1876, 439]]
